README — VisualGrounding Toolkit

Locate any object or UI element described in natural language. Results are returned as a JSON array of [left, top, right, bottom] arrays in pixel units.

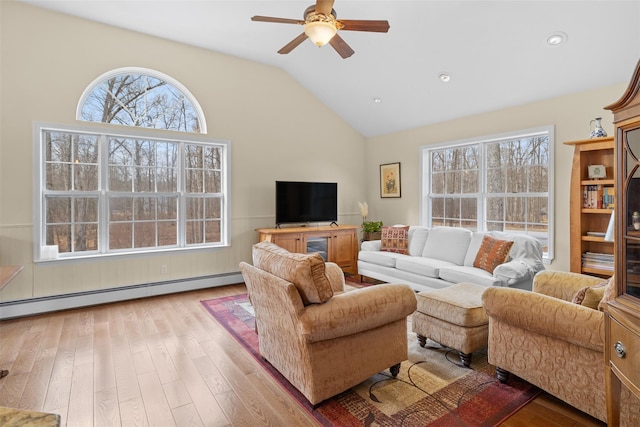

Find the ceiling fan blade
[[339, 20, 390, 33], [315, 0, 335, 15], [278, 33, 309, 54], [329, 34, 355, 59], [251, 16, 304, 25]]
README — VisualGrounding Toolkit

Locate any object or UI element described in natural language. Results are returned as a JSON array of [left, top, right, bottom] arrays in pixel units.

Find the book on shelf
[[582, 251, 614, 270], [582, 185, 614, 209]]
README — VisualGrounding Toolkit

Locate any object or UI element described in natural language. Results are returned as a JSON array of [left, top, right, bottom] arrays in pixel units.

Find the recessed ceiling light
[[373, 97, 382, 104], [439, 73, 451, 83], [546, 31, 567, 46]]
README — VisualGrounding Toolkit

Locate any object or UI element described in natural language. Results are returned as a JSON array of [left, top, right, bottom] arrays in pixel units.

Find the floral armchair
[[482, 270, 609, 422], [239, 241, 417, 406]]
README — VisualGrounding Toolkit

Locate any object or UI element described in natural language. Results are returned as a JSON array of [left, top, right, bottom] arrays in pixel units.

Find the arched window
[[34, 69, 228, 262], [77, 67, 206, 133]]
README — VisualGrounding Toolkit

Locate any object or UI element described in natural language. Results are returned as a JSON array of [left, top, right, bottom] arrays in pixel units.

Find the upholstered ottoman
[[412, 282, 488, 367]]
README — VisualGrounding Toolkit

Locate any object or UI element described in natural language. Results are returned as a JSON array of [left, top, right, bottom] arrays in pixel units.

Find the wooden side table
[[0, 265, 23, 379]]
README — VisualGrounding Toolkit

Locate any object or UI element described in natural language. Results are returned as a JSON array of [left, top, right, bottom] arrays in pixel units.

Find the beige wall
[[0, 2, 366, 302], [0, 2, 629, 304], [365, 83, 626, 271]]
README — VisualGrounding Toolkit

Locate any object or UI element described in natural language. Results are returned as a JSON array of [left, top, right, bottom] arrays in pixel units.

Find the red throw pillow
[[380, 225, 409, 254], [473, 235, 514, 273]]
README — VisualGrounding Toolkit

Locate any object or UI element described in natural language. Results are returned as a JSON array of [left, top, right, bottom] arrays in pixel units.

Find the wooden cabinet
[[256, 225, 359, 275], [603, 58, 640, 426], [564, 136, 615, 277]]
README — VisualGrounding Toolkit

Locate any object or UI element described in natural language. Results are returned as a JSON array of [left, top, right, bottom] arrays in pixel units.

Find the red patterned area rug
[[201, 290, 540, 426]]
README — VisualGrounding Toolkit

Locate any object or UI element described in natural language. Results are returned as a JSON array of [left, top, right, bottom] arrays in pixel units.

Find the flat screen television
[[275, 181, 338, 226]]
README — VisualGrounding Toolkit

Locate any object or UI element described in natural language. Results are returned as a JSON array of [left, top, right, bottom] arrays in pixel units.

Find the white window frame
[[76, 66, 207, 133], [33, 122, 231, 263], [419, 125, 554, 263]]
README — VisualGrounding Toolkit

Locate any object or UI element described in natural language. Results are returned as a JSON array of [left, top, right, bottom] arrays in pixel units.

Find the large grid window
[[35, 68, 228, 261], [36, 126, 229, 261], [421, 126, 554, 261]]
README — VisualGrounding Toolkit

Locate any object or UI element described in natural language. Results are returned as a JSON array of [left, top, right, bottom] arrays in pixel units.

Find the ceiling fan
[[251, 0, 390, 59]]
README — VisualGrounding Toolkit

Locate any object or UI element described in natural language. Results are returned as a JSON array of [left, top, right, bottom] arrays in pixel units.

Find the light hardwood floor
[[0, 284, 605, 426]]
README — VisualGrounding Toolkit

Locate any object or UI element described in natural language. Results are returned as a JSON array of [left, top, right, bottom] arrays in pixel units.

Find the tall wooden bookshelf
[[564, 136, 615, 277]]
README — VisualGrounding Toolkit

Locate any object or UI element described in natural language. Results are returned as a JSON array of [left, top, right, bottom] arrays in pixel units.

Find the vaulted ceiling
[[18, 0, 640, 137]]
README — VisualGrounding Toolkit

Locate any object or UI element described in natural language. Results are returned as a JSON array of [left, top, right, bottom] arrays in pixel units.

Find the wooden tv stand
[[256, 225, 359, 275]]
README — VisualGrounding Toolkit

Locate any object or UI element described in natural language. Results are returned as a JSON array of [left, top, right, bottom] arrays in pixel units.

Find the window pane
[[486, 221, 503, 232], [505, 197, 526, 224], [110, 223, 132, 249], [186, 198, 204, 220], [205, 198, 221, 219], [462, 170, 478, 194], [432, 198, 444, 219], [47, 224, 71, 252], [186, 170, 203, 193], [157, 167, 177, 192], [134, 167, 155, 192], [431, 218, 445, 227], [486, 197, 505, 221], [204, 146, 221, 169], [527, 197, 548, 226], [185, 145, 203, 168], [74, 135, 99, 164], [514, 166, 529, 192], [76, 165, 99, 191], [158, 221, 177, 246], [110, 197, 133, 221], [46, 132, 72, 163], [135, 141, 155, 167], [158, 197, 178, 220], [445, 171, 460, 194], [205, 220, 221, 243], [432, 172, 445, 194], [109, 139, 134, 166], [109, 166, 133, 192], [204, 171, 221, 193], [135, 198, 156, 221], [75, 198, 98, 222], [529, 165, 548, 192], [47, 198, 71, 223], [46, 164, 71, 191], [186, 221, 203, 244], [486, 142, 503, 168], [505, 222, 524, 232], [486, 167, 505, 193], [74, 224, 98, 251], [461, 198, 477, 230], [134, 222, 156, 248], [156, 142, 177, 168], [445, 197, 460, 219], [431, 151, 445, 172], [463, 147, 479, 169]]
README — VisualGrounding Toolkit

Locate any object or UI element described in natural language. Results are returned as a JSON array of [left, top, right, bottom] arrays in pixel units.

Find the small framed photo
[[380, 162, 401, 198], [588, 164, 607, 179]]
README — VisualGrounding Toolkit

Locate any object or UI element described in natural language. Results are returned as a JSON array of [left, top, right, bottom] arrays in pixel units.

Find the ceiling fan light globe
[[304, 21, 337, 47]]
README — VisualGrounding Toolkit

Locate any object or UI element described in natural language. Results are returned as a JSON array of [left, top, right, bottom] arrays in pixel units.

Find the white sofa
[[358, 226, 545, 292]]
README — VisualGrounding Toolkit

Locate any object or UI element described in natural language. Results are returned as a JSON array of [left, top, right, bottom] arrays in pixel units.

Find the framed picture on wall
[[380, 162, 401, 198]]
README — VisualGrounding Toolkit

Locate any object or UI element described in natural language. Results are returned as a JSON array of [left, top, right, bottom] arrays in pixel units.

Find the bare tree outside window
[[423, 128, 553, 260], [36, 69, 227, 261], [80, 73, 201, 133]]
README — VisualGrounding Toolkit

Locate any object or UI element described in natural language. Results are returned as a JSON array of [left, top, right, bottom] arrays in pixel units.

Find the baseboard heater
[[0, 272, 244, 320]]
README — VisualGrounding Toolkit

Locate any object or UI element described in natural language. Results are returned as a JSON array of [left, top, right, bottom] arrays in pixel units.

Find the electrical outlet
[[161, 264, 168, 275]]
